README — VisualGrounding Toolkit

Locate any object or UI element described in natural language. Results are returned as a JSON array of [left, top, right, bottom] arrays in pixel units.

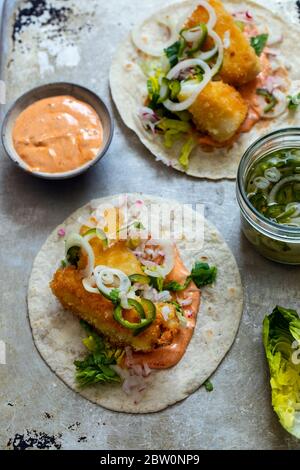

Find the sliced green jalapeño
[[246, 148, 300, 227], [113, 298, 156, 335]]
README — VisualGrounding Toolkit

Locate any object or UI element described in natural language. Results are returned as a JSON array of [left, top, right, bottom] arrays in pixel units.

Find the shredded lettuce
[[147, 75, 160, 108], [74, 321, 123, 387], [139, 59, 165, 77], [263, 306, 300, 438], [178, 137, 197, 169], [156, 119, 192, 150], [163, 129, 182, 148], [157, 118, 191, 133]]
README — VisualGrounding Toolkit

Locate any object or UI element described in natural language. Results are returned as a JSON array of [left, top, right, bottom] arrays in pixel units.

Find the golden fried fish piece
[[51, 267, 180, 351], [186, 0, 261, 86], [189, 81, 248, 142], [50, 239, 180, 352]]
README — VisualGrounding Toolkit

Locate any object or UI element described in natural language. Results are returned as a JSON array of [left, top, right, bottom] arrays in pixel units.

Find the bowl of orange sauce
[[1, 82, 114, 179]]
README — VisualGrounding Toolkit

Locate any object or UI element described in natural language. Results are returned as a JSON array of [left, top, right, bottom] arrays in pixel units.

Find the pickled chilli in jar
[[246, 149, 300, 227]]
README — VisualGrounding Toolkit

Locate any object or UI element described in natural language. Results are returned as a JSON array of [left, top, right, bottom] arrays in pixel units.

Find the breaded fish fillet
[[51, 266, 180, 352], [189, 81, 248, 142], [186, 0, 261, 86]]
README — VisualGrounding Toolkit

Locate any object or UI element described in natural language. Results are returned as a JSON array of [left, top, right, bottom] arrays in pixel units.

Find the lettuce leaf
[[156, 119, 192, 150], [74, 321, 123, 387], [263, 306, 300, 438], [179, 137, 197, 170], [157, 118, 191, 133]]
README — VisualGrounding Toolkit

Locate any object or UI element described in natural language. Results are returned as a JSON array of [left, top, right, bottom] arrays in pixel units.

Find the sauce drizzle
[[132, 249, 201, 369]]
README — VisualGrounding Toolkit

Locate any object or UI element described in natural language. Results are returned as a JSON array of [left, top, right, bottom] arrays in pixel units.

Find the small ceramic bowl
[[1, 82, 114, 180]]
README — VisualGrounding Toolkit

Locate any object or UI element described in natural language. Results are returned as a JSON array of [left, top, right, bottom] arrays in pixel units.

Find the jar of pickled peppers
[[236, 128, 300, 264]]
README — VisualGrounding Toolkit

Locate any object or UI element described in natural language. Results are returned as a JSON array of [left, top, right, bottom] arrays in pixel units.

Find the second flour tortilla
[[110, 0, 300, 179], [28, 194, 243, 413]]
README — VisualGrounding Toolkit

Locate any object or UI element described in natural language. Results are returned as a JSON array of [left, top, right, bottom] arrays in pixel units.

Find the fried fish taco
[[110, 0, 300, 178], [28, 194, 243, 412]]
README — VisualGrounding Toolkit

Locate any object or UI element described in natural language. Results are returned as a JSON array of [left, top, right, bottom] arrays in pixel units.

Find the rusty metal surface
[[0, 0, 300, 450]]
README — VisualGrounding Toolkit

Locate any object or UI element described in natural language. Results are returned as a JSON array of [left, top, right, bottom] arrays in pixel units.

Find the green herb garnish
[[204, 380, 214, 392], [250, 33, 268, 56], [164, 262, 217, 291], [74, 321, 123, 387], [149, 276, 164, 292], [190, 261, 217, 288], [288, 93, 300, 110], [66, 246, 81, 267], [163, 280, 186, 292], [108, 288, 121, 305], [133, 221, 145, 230]]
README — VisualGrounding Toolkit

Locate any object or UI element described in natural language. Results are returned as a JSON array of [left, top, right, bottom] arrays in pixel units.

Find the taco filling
[[134, 0, 290, 169], [50, 197, 217, 397]]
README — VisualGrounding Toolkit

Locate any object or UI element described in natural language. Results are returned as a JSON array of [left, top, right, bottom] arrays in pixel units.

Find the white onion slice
[[268, 176, 300, 203], [156, 290, 172, 302], [120, 292, 130, 309], [132, 16, 178, 57], [207, 29, 224, 77], [178, 1, 217, 32], [161, 305, 171, 321], [195, 27, 223, 68], [264, 167, 281, 183], [166, 58, 207, 80], [82, 275, 99, 294], [94, 265, 131, 297], [259, 89, 287, 119], [178, 297, 193, 307], [286, 202, 300, 218], [253, 176, 270, 190], [65, 233, 95, 278], [196, 44, 218, 60], [132, 1, 217, 57], [181, 26, 203, 43], [163, 58, 212, 111]]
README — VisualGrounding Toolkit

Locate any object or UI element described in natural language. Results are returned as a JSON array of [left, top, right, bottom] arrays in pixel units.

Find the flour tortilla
[[110, 0, 300, 179], [28, 194, 243, 413]]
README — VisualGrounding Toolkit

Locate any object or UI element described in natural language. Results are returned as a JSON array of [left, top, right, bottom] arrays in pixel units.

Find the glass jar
[[236, 128, 300, 265]]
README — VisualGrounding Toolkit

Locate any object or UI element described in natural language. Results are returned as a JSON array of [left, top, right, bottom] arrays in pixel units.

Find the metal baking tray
[[0, 0, 300, 450]]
